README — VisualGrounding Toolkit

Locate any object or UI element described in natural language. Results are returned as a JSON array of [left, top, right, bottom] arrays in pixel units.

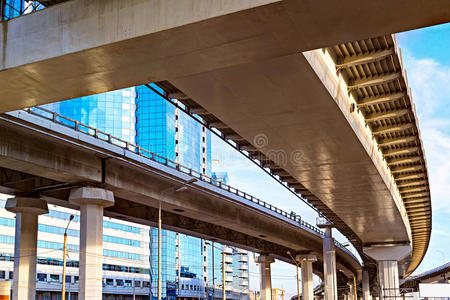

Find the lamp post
[[287, 251, 300, 300], [62, 215, 74, 300], [158, 178, 198, 300]]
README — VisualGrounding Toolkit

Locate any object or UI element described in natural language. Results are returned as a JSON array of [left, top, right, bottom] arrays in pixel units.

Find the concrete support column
[[363, 245, 410, 300], [362, 270, 370, 300], [347, 282, 355, 300], [255, 255, 275, 300], [69, 187, 114, 300], [377, 261, 399, 300], [5, 197, 48, 300], [323, 227, 338, 300], [297, 254, 317, 300]]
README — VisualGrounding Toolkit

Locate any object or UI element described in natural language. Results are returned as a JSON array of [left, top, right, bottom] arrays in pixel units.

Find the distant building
[[212, 173, 230, 185]]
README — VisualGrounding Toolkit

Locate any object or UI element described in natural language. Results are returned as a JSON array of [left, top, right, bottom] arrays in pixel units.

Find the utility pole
[[62, 215, 74, 300], [212, 241, 215, 299], [222, 251, 226, 300], [287, 251, 300, 300], [158, 200, 162, 300]]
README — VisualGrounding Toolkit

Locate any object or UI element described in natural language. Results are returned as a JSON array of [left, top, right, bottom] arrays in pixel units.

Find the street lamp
[[287, 251, 300, 300], [158, 178, 198, 300], [62, 214, 74, 300]]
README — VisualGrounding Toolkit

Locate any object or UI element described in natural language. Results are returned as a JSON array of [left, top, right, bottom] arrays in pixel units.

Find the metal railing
[[20, 106, 359, 262]]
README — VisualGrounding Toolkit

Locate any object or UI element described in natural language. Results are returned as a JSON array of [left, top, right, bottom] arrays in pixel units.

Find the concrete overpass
[[0, 0, 439, 298], [0, 108, 362, 299]]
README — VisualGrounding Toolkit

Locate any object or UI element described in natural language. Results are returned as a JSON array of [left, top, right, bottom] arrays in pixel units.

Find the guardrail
[[21, 106, 359, 262]]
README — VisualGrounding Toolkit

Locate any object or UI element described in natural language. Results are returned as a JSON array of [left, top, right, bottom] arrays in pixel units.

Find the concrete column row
[[5, 187, 114, 300], [6, 188, 409, 300]]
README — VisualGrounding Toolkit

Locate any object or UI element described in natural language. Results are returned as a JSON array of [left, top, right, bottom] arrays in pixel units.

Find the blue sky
[[211, 23, 450, 298]]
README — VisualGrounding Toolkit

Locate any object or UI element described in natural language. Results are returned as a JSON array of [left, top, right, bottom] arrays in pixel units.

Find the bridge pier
[[362, 270, 371, 300], [347, 281, 355, 300], [256, 255, 275, 300], [363, 245, 410, 300], [297, 254, 317, 300], [69, 187, 114, 300], [5, 197, 48, 300], [322, 227, 338, 300]]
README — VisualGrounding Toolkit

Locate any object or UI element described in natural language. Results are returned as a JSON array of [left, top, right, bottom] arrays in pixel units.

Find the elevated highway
[[0, 1, 438, 298], [0, 108, 362, 284], [0, 0, 448, 112]]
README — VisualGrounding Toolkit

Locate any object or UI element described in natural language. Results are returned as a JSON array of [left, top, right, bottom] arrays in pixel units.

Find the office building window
[[37, 273, 47, 281], [49, 274, 59, 282]]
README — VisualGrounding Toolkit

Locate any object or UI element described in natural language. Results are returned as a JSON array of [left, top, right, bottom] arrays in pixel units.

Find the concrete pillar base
[[297, 254, 317, 300], [363, 245, 410, 300], [6, 197, 48, 300], [69, 187, 114, 300], [255, 255, 275, 300], [323, 228, 338, 300]]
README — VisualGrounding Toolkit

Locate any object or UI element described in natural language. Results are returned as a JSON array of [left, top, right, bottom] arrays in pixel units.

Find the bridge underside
[[0, 0, 449, 112], [0, 0, 437, 275], [0, 112, 361, 283]]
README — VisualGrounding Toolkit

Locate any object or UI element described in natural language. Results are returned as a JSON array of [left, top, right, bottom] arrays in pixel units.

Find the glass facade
[[43, 88, 137, 144], [28, 82, 247, 299]]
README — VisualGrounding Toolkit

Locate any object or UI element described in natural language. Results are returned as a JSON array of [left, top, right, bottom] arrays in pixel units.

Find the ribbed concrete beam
[[209, 122, 229, 129], [190, 108, 210, 115], [378, 136, 416, 147], [357, 92, 406, 108], [224, 134, 243, 141], [372, 123, 415, 135], [348, 73, 402, 91], [387, 156, 421, 166], [395, 173, 424, 181], [391, 165, 423, 173], [396, 179, 427, 188], [336, 49, 395, 70], [384, 146, 419, 156], [365, 108, 410, 123]]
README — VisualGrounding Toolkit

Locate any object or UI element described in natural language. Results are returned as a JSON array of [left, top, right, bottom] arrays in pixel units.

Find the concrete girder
[[357, 92, 406, 108], [387, 156, 421, 166], [391, 165, 423, 173], [226, 134, 245, 141], [348, 73, 402, 91], [378, 136, 417, 147], [401, 191, 429, 198], [365, 108, 410, 123], [372, 123, 415, 135], [240, 145, 257, 152], [336, 49, 395, 70], [396, 179, 427, 188], [403, 197, 429, 204], [384, 146, 419, 157], [394, 173, 424, 181], [190, 107, 211, 115], [209, 122, 229, 129], [167, 91, 190, 100]]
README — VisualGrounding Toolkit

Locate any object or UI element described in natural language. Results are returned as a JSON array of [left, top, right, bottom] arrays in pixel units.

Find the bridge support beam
[[362, 270, 371, 300], [69, 187, 114, 300], [363, 245, 411, 300], [256, 255, 275, 300], [5, 197, 48, 300], [323, 227, 338, 300], [297, 254, 317, 300]]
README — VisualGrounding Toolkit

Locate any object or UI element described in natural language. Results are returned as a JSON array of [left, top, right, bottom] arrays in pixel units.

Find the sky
[[211, 23, 450, 298]]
